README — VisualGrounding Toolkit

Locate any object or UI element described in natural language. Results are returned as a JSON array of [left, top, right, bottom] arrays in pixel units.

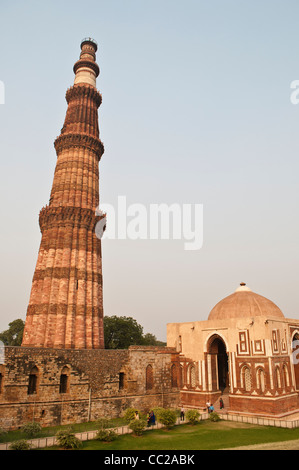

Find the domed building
[[167, 283, 299, 417]]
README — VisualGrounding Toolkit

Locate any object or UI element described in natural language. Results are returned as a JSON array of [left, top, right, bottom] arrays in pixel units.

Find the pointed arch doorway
[[207, 334, 229, 393]]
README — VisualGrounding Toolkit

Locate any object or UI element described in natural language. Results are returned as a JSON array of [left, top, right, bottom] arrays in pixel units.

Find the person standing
[[180, 406, 185, 421]]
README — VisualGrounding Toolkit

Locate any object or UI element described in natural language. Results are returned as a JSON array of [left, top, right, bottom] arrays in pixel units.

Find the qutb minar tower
[[22, 38, 105, 349]]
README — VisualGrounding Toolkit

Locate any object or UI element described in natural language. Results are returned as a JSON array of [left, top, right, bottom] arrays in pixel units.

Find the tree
[[0, 319, 24, 346], [142, 333, 161, 346], [3, 315, 166, 349], [104, 316, 144, 349], [104, 315, 166, 349]]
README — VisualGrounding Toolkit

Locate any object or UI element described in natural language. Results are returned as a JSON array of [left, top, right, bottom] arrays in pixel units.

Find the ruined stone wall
[[0, 346, 180, 429]]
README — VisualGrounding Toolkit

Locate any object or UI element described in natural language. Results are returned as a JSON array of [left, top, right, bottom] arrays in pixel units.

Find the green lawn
[[0, 417, 127, 444], [78, 421, 299, 450]]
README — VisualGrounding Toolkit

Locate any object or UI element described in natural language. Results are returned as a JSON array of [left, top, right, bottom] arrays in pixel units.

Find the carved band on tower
[[22, 38, 105, 349]]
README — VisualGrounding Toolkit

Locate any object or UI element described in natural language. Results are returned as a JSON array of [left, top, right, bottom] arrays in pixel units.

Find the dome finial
[[235, 282, 251, 292]]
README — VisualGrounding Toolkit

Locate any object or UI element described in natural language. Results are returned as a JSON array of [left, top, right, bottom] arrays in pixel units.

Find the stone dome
[[207, 283, 284, 321]]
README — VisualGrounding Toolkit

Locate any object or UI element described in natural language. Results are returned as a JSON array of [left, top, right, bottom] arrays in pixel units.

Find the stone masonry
[[0, 346, 180, 430]]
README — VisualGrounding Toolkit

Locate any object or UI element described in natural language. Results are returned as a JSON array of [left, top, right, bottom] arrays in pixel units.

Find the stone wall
[[0, 346, 180, 430], [229, 393, 299, 416]]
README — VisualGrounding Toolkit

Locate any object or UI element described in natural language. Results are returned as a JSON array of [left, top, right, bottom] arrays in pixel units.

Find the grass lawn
[[76, 421, 299, 450], [0, 417, 127, 444]]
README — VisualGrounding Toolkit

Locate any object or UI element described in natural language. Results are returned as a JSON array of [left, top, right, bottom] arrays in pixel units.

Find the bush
[[209, 411, 221, 422], [129, 419, 147, 436], [123, 408, 140, 423], [96, 418, 112, 430], [9, 439, 31, 450], [185, 409, 200, 425], [152, 407, 164, 421], [156, 408, 177, 429], [55, 428, 82, 449], [20, 422, 42, 438], [95, 429, 118, 442]]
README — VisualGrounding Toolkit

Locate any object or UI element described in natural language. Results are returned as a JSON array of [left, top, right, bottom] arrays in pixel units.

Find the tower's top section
[[81, 37, 98, 51], [73, 38, 100, 88]]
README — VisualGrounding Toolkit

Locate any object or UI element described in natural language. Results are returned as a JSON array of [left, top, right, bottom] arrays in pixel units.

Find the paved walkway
[[0, 419, 188, 450], [0, 424, 130, 450]]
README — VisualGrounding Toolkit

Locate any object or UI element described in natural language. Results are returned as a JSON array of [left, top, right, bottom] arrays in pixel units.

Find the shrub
[[9, 439, 31, 450], [123, 408, 140, 423], [209, 411, 221, 422], [55, 428, 82, 449], [152, 407, 164, 421], [95, 429, 118, 442], [186, 409, 200, 425], [96, 418, 112, 430], [156, 408, 177, 429], [129, 419, 147, 436], [20, 422, 42, 438]]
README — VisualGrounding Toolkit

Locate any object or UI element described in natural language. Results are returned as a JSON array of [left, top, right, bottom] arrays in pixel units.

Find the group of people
[[134, 409, 156, 426], [134, 398, 224, 426], [206, 401, 214, 413], [206, 397, 224, 413], [147, 410, 156, 426]]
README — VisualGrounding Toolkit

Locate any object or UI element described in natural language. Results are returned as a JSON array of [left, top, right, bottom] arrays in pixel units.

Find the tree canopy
[[103, 315, 165, 349], [0, 316, 165, 349], [0, 319, 25, 346]]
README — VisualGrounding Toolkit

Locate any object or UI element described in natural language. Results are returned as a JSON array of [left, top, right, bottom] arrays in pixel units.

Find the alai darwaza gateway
[[167, 282, 299, 416]]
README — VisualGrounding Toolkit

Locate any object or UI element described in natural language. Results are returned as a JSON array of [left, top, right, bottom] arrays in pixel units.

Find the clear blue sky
[[0, 0, 299, 341]]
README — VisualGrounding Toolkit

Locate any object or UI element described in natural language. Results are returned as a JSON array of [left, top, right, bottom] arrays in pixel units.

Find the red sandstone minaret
[[22, 38, 105, 349]]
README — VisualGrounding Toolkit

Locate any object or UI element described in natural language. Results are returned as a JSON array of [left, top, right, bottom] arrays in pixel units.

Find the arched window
[[171, 364, 177, 388], [180, 365, 184, 387], [275, 366, 281, 389], [241, 366, 251, 392], [291, 332, 299, 389], [256, 368, 265, 393], [146, 365, 154, 390], [187, 364, 196, 388], [283, 364, 289, 388], [59, 366, 70, 394], [28, 366, 39, 395]]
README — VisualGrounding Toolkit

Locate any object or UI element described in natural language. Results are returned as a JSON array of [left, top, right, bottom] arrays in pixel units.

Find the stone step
[[213, 393, 229, 413]]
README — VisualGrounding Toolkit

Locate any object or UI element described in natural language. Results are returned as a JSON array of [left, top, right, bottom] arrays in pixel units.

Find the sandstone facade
[[167, 283, 299, 417]]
